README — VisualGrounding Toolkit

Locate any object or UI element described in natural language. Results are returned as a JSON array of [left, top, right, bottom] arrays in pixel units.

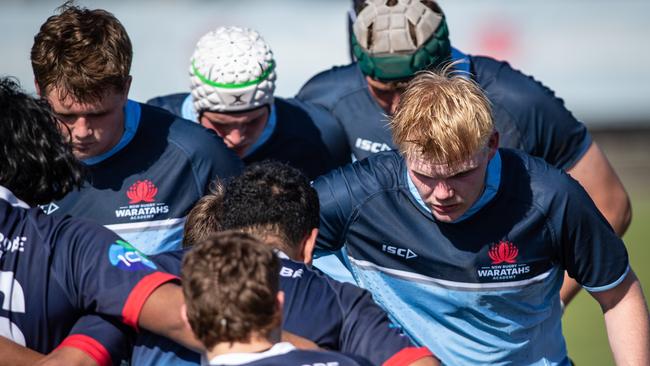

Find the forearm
[[594, 272, 650, 364], [0, 336, 44, 366], [138, 283, 204, 352], [34, 347, 97, 366]]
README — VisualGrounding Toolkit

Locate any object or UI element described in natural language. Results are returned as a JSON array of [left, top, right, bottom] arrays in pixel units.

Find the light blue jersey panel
[[349, 260, 569, 366]]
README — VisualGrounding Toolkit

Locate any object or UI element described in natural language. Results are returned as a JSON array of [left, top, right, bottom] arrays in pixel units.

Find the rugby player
[[0, 77, 200, 366], [31, 4, 242, 254], [311, 68, 650, 365], [148, 26, 347, 179], [182, 231, 374, 366], [298, 0, 631, 303], [133, 162, 437, 366]]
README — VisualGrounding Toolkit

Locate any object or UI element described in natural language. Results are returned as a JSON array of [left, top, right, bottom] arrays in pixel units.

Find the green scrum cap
[[351, 0, 452, 81]]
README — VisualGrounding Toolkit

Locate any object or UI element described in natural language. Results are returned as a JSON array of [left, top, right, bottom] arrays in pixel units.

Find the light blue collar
[[405, 150, 501, 223], [83, 100, 141, 165], [451, 47, 471, 75], [183, 94, 276, 158], [181, 94, 199, 122]]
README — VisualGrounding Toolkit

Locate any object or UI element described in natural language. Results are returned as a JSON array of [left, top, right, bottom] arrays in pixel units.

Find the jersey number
[[0, 271, 26, 345]]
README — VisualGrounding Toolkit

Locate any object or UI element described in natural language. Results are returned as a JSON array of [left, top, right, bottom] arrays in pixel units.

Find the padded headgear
[[190, 26, 276, 113], [351, 0, 451, 81]]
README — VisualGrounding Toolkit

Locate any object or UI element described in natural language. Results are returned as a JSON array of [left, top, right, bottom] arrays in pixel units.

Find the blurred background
[[1, 0, 648, 364]]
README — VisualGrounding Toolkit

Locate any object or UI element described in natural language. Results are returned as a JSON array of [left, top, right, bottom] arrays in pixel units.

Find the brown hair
[[181, 231, 281, 349], [31, 2, 132, 103], [182, 183, 225, 248], [390, 66, 494, 166]]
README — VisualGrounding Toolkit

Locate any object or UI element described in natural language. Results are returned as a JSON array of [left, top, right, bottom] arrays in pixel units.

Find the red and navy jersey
[[147, 94, 343, 179], [205, 343, 374, 366], [132, 250, 429, 366], [46, 102, 242, 255], [297, 54, 591, 170], [313, 149, 629, 364], [0, 187, 177, 364]]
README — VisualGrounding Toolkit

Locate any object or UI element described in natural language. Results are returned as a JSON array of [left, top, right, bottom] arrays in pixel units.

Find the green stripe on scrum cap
[[191, 60, 276, 89], [352, 19, 452, 81]]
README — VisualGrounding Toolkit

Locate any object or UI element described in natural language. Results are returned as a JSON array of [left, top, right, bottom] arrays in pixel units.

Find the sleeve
[[188, 126, 243, 195], [489, 61, 592, 170], [57, 314, 134, 366], [552, 172, 629, 291], [313, 170, 357, 251], [327, 278, 433, 366], [52, 219, 180, 330]]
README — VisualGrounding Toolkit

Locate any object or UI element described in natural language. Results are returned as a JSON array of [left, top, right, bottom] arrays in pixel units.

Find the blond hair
[[390, 66, 493, 166]]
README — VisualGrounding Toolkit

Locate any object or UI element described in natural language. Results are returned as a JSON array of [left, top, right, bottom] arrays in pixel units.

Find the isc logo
[[382, 244, 418, 260], [354, 137, 392, 153]]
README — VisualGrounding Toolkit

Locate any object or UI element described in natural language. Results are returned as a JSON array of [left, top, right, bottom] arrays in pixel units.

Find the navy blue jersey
[[313, 149, 628, 365], [0, 187, 177, 364], [297, 55, 591, 170], [204, 342, 373, 366], [45, 101, 242, 254], [148, 94, 344, 179], [132, 250, 428, 366]]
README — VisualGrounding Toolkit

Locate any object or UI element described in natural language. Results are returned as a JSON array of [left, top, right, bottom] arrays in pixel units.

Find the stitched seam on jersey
[[122, 272, 179, 331], [350, 257, 553, 290], [57, 334, 112, 366], [166, 137, 204, 198], [383, 346, 433, 366], [105, 218, 185, 232]]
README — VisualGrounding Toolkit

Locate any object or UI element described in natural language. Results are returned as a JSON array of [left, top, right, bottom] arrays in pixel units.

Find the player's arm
[[589, 269, 650, 365], [0, 336, 44, 366], [34, 347, 97, 366], [138, 282, 204, 352], [566, 142, 631, 237]]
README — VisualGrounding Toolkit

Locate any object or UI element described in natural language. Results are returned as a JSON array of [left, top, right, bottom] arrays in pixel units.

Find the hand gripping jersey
[[132, 250, 430, 366], [313, 150, 629, 365], [297, 50, 592, 170], [147, 93, 346, 179], [0, 186, 177, 365], [45, 101, 242, 255], [204, 342, 373, 366]]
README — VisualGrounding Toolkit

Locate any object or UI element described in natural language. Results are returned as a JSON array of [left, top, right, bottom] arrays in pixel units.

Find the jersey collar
[[204, 342, 295, 365], [405, 150, 502, 223], [0, 185, 30, 208]]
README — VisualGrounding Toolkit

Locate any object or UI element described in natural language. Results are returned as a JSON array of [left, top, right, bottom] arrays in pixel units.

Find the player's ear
[[487, 130, 500, 159], [180, 303, 190, 327], [299, 228, 318, 265]]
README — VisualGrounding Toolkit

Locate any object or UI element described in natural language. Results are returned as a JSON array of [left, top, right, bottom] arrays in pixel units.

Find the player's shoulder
[[297, 63, 367, 106], [323, 150, 403, 186], [500, 149, 579, 202], [139, 102, 241, 168], [471, 55, 561, 106], [146, 92, 189, 117]]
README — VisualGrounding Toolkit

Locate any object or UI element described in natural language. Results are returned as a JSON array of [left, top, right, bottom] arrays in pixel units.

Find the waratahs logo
[[488, 241, 519, 264], [127, 180, 158, 204], [108, 239, 157, 271], [477, 240, 530, 281]]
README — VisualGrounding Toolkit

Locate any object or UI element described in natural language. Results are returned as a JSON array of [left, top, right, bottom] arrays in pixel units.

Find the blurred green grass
[[563, 190, 650, 365]]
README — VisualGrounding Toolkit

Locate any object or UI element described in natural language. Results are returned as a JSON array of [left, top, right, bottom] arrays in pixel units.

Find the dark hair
[[220, 161, 319, 253], [31, 2, 132, 103], [181, 231, 281, 349], [0, 77, 84, 205]]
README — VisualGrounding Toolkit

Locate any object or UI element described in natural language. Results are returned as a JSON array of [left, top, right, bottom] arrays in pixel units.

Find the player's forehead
[[406, 151, 484, 178]]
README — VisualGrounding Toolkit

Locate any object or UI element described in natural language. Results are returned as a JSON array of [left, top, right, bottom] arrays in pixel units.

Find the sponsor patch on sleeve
[[108, 239, 157, 271]]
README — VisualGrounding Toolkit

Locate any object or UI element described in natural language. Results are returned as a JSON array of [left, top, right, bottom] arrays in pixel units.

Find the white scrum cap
[[190, 26, 276, 113]]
